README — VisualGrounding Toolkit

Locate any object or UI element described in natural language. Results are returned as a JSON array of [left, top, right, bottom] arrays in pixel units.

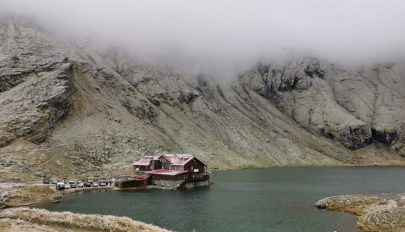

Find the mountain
[[0, 22, 404, 179]]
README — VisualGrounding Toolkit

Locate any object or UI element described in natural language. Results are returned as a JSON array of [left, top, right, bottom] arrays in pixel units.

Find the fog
[[2, 0, 405, 73]]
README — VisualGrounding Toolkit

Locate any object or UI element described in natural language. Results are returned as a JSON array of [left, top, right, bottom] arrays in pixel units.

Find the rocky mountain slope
[[243, 58, 405, 150], [0, 21, 404, 179]]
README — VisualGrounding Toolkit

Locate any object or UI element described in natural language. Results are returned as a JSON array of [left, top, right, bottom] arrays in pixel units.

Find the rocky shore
[[0, 207, 170, 232], [0, 182, 169, 231], [315, 193, 405, 232], [0, 182, 62, 209]]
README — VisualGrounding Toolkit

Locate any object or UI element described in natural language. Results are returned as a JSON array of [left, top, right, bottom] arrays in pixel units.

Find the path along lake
[[43, 167, 405, 232]]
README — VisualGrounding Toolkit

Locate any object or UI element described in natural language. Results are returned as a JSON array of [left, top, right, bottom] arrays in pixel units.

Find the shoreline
[[2, 165, 404, 208], [315, 193, 405, 232], [2, 166, 405, 231], [0, 207, 171, 232], [0, 183, 171, 231], [211, 163, 405, 172]]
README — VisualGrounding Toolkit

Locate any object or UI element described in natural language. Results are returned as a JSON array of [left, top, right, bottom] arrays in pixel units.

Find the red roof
[[145, 169, 188, 176], [132, 154, 204, 168], [132, 155, 162, 166], [163, 154, 194, 166], [132, 157, 152, 166], [134, 174, 151, 180]]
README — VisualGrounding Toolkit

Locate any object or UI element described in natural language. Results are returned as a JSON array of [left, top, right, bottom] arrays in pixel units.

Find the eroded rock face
[[0, 63, 74, 145], [0, 23, 75, 147], [392, 123, 405, 158], [242, 57, 405, 152]]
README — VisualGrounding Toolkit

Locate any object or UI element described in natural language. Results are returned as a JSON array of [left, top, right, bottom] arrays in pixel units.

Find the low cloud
[[2, 0, 405, 73]]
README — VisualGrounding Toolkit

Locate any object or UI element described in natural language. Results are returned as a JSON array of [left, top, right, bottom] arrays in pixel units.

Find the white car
[[77, 182, 84, 188], [56, 182, 65, 190], [69, 180, 77, 188], [92, 182, 99, 187], [99, 180, 107, 186], [64, 183, 71, 189]]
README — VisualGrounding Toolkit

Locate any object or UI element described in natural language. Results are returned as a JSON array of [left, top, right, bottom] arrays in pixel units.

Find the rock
[[242, 57, 405, 151], [178, 91, 199, 104], [0, 129, 16, 147], [336, 124, 372, 149], [315, 194, 405, 232], [398, 123, 405, 142], [0, 46, 75, 146], [0, 183, 60, 209]]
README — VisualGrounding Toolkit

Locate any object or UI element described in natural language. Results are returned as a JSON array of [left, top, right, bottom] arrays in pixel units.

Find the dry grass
[[1, 184, 61, 208], [0, 207, 171, 232], [0, 219, 7, 231]]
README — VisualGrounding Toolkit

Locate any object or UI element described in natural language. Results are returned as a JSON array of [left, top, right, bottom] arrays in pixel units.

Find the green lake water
[[42, 167, 405, 232]]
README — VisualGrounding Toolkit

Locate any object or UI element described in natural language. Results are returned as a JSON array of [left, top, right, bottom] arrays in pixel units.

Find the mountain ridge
[[0, 22, 404, 179]]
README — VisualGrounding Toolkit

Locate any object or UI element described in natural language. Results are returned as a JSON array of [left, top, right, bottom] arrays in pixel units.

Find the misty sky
[[2, 0, 405, 71]]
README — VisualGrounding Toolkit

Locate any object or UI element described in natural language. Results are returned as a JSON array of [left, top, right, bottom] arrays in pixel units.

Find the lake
[[42, 167, 405, 232]]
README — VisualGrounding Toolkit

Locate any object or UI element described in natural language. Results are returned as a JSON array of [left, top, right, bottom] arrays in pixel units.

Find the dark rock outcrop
[[242, 57, 405, 152]]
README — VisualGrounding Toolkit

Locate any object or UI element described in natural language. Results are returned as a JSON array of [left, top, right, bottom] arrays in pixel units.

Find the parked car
[[56, 182, 65, 190], [99, 179, 107, 186], [43, 177, 50, 184], [92, 182, 99, 187], [64, 183, 71, 189], [69, 180, 77, 188], [84, 182, 92, 187], [51, 179, 58, 184], [77, 181, 84, 188]]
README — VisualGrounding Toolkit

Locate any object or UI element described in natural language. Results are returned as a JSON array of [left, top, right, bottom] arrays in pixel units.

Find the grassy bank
[[0, 207, 170, 232], [0, 182, 170, 231]]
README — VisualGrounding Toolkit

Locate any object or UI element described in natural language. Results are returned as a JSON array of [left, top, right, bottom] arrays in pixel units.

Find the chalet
[[130, 154, 209, 189], [132, 155, 162, 176]]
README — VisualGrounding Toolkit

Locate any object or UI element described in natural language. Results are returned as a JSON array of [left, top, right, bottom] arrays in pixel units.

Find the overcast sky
[[2, 0, 405, 72]]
